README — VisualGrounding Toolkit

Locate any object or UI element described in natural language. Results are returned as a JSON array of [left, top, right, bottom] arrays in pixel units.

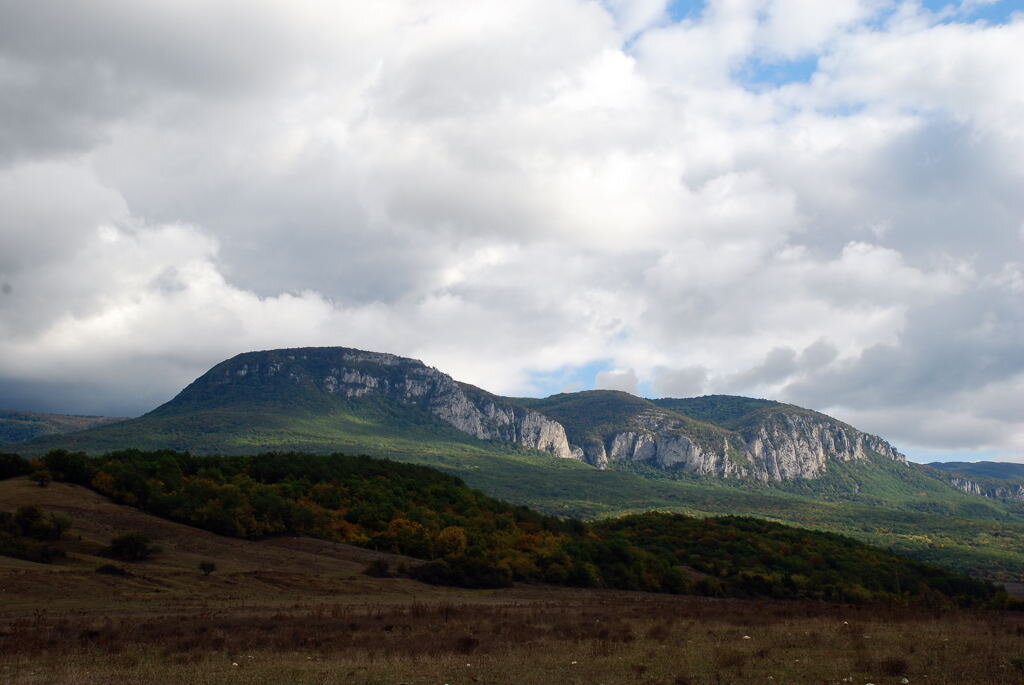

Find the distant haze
[[0, 1, 1021, 462]]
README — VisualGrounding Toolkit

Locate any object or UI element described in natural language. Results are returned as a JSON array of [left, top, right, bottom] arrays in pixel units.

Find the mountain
[[517, 391, 904, 480], [23, 346, 905, 483], [0, 410, 126, 445], [155, 347, 576, 457], [12, 346, 1024, 581], [929, 461, 1024, 480], [927, 462, 1024, 504]]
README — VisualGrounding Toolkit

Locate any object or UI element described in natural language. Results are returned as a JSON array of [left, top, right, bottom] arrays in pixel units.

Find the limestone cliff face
[[947, 477, 1024, 503], [425, 385, 576, 459], [577, 409, 741, 476], [737, 411, 905, 481], [573, 407, 905, 482]]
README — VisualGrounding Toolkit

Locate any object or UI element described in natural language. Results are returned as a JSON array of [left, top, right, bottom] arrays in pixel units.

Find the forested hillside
[[1, 449, 1003, 607]]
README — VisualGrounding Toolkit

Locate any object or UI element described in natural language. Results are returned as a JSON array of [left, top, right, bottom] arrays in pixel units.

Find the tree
[[0, 453, 31, 480]]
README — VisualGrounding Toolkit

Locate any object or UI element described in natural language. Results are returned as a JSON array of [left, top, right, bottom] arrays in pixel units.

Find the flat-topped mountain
[[154, 346, 576, 458], [18, 346, 904, 483]]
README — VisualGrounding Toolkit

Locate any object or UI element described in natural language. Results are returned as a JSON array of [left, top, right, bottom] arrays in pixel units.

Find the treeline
[[593, 513, 996, 605], [0, 450, 1009, 606]]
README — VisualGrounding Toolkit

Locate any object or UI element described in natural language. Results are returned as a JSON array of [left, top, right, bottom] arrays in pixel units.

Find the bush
[[41, 450, 94, 484], [105, 532, 160, 561], [3, 506, 70, 541], [0, 536, 65, 563], [95, 563, 132, 577], [0, 453, 31, 480], [198, 561, 216, 576], [28, 470, 52, 488]]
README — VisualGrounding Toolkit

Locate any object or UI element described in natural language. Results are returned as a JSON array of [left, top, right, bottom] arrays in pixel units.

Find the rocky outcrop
[[428, 391, 576, 459], [573, 407, 905, 482], [586, 430, 739, 475], [739, 411, 905, 481], [947, 476, 1024, 503]]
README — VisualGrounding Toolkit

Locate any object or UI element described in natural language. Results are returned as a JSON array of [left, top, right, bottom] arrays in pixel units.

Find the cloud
[[0, 1, 1020, 459], [652, 366, 708, 398], [596, 368, 641, 395]]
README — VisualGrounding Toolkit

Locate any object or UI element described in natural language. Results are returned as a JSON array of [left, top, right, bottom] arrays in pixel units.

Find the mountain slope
[[0, 410, 125, 445], [929, 461, 1024, 480], [926, 462, 1024, 504]]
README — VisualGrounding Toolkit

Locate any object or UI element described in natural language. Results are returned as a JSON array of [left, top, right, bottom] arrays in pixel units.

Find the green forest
[[1, 449, 1008, 607]]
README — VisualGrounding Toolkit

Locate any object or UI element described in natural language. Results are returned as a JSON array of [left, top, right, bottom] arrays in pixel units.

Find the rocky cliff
[[946, 476, 1024, 503], [165, 347, 576, 459], [734, 409, 905, 480], [158, 348, 907, 482], [573, 406, 904, 481], [515, 391, 906, 481]]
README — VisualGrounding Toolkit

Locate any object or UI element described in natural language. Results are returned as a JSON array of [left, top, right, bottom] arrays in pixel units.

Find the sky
[[0, 0, 1021, 463]]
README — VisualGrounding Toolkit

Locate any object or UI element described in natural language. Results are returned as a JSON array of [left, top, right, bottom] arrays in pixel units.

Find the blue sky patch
[[667, 0, 706, 22], [525, 359, 614, 398], [920, 0, 1019, 25], [735, 55, 819, 89]]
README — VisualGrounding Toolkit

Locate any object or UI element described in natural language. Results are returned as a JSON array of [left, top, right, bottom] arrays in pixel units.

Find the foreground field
[[4, 587, 1024, 684], [2, 479, 1024, 684]]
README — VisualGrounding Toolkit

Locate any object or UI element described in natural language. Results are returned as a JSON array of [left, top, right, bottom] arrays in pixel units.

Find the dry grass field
[[2, 477, 1023, 684]]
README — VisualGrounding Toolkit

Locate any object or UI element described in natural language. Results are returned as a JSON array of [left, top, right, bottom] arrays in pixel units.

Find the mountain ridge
[[926, 462, 1024, 504], [14, 345, 906, 483], [0, 410, 126, 445]]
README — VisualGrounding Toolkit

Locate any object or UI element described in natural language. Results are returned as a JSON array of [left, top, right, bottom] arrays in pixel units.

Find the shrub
[[6, 506, 70, 541], [0, 453, 31, 480], [105, 532, 160, 561], [95, 563, 132, 577], [41, 450, 93, 484], [198, 561, 216, 576]]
